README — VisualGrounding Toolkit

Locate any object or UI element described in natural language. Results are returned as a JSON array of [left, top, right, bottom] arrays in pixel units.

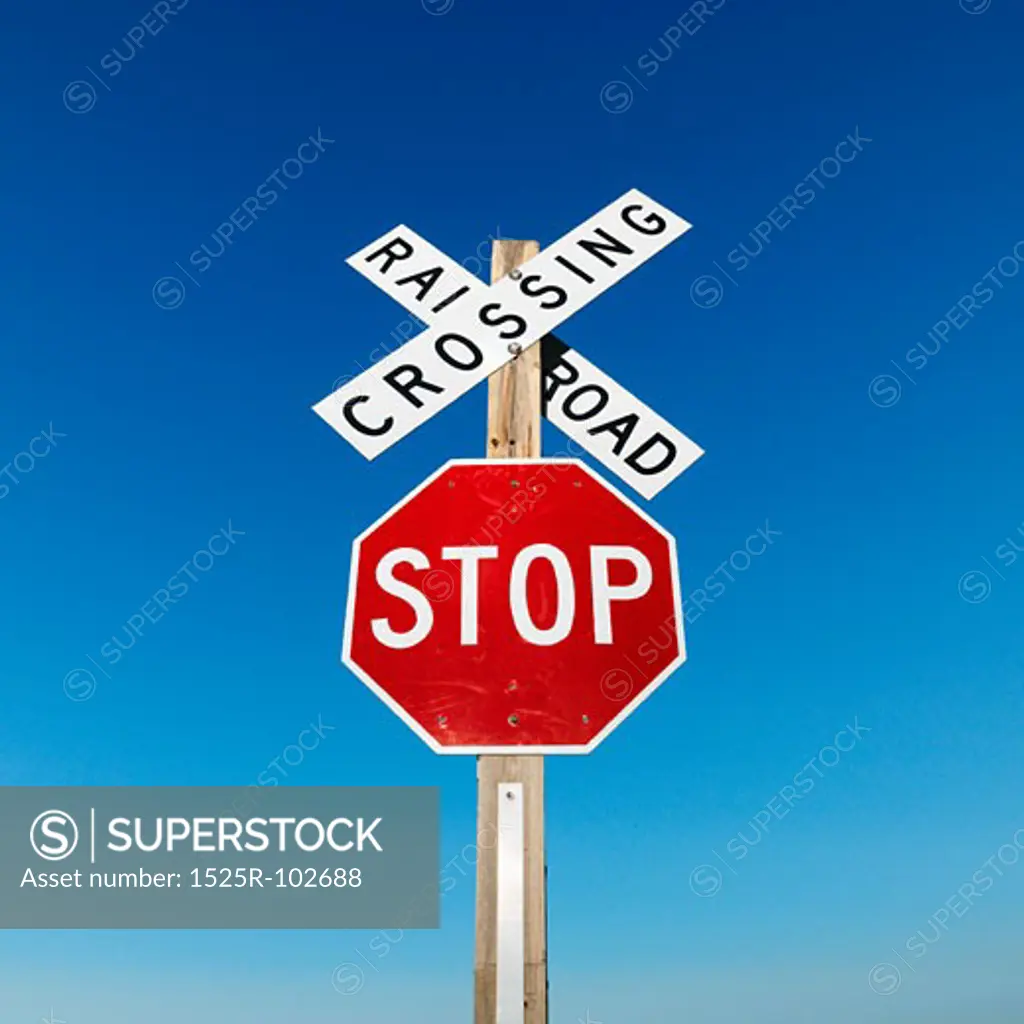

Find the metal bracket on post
[[496, 782, 525, 1024]]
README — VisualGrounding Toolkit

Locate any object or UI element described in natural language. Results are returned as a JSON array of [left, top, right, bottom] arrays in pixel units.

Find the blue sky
[[2, 0, 1024, 1020]]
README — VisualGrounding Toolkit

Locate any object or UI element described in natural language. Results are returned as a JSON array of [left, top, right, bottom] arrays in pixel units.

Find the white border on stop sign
[[341, 458, 686, 755]]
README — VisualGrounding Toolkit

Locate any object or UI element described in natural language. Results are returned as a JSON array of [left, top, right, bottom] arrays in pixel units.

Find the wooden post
[[474, 239, 548, 1024]]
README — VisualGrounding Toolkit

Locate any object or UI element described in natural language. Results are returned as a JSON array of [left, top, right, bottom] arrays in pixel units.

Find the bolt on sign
[[313, 189, 704, 499], [343, 460, 684, 753]]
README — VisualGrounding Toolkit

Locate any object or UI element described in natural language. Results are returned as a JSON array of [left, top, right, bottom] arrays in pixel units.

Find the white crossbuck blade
[[342, 223, 705, 500], [313, 189, 704, 499]]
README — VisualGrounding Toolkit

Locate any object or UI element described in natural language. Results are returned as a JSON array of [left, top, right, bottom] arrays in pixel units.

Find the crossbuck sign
[[313, 190, 704, 499]]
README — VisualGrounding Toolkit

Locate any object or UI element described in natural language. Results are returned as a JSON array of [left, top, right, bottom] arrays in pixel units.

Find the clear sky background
[[2, 0, 1024, 1021]]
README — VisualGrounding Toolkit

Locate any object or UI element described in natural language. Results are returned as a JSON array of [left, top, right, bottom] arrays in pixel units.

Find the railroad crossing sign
[[313, 189, 704, 499], [343, 458, 684, 753]]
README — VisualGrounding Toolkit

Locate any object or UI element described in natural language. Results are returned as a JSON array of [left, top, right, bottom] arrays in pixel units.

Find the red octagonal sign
[[343, 459, 685, 753]]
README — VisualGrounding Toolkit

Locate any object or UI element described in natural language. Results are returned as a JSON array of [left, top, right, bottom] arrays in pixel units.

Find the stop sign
[[343, 459, 685, 753]]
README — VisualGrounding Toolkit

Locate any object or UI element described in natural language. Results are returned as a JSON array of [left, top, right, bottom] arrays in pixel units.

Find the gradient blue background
[[2, 0, 1024, 1020]]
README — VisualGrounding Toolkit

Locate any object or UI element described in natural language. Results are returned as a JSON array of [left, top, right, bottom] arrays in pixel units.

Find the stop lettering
[[371, 541, 653, 649], [343, 459, 685, 753]]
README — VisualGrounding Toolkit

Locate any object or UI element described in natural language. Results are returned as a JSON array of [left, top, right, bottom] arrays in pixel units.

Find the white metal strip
[[340, 220, 702, 498], [313, 189, 692, 461], [496, 782, 525, 1024]]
